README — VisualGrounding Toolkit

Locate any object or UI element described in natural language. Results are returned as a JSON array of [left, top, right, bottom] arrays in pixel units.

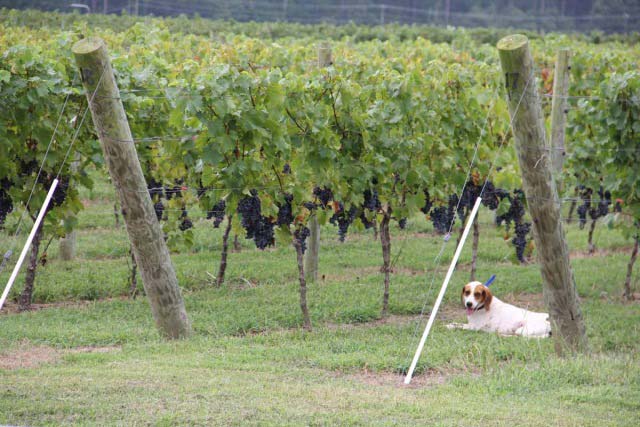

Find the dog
[[446, 281, 551, 338]]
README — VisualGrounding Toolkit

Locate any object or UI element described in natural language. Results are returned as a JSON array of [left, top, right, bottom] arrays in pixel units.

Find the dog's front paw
[[446, 323, 466, 330]]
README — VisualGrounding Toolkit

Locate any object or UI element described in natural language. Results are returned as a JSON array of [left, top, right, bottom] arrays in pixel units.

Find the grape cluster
[[398, 218, 407, 229], [147, 177, 164, 199], [430, 207, 450, 234], [238, 191, 261, 233], [458, 179, 507, 221], [429, 194, 458, 234], [145, 177, 196, 231], [457, 184, 479, 222], [294, 226, 311, 253], [480, 181, 508, 210], [153, 201, 164, 221], [493, 189, 531, 263], [359, 210, 375, 229], [276, 194, 294, 226], [357, 188, 381, 230], [313, 186, 333, 208], [207, 200, 226, 228], [577, 185, 612, 229], [282, 163, 291, 174], [38, 174, 69, 213], [595, 186, 612, 218], [420, 189, 433, 215], [19, 160, 38, 176], [330, 203, 357, 242], [165, 179, 184, 200], [0, 179, 13, 226], [237, 190, 275, 250], [253, 216, 275, 249], [363, 189, 381, 212], [179, 208, 193, 231], [146, 177, 165, 221], [495, 189, 526, 231], [513, 221, 531, 263], [576, 186, 592, 229], [51, 177, 69, 208]]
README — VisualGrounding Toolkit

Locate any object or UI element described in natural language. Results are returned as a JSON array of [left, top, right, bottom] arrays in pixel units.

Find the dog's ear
[[482, 286, 493, 311], [461, 284, 468, 306]]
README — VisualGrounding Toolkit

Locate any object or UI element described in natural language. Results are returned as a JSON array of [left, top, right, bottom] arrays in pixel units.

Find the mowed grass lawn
[[1, 175, 639, 426]]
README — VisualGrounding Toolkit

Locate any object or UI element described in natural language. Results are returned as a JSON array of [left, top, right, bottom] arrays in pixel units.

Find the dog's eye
[[464, 291, 471, 296]]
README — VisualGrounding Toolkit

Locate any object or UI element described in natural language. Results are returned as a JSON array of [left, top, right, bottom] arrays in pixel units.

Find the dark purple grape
[[313, 186, 333, 208], [276, 194, 294, 226], [179, 208, 193, 231], [330, 204, 357, 242], [363, 189, 381, 212], [0, 184, 13, 226], [294, 226, 310, 253], [208, 200, 226, 228], [512, 221, 531, 263], [237, 191, 275, 250], [154, 201, 165, 221]]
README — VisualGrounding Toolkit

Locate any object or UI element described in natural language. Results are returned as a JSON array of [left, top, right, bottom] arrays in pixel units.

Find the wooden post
[[293, 237, 312, 331], [550, 49, 571, 179], [497, 34, 587, 354], [380, 213, 391, 317], [304, 215, 320, 282], [60, 155, 79, 261], [59, 230, 77, 261], [304, 42, 332, 282], [624, 235, 638, 300], [317, 42, 332, 68], [470, 218, 479, 281], [73, 37, 191, 339]]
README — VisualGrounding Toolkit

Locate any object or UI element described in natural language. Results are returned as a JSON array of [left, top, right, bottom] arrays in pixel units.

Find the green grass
[[0, 171, 639, 426]]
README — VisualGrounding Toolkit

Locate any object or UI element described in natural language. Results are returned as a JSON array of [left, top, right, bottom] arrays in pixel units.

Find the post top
[[72, 37, 106, 55], [497, 34, 529, 51]]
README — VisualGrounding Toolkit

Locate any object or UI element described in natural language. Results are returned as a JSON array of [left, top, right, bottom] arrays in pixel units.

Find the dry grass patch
[[0, 341, 121, 370], [344, 366, 482, 389]]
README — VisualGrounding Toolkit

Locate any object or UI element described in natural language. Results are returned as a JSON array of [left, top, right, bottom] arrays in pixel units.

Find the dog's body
[[448, 281, 551, 338]]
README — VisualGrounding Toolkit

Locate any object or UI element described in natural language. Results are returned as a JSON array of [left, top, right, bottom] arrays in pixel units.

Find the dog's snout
[[465, 301, 472, 308]]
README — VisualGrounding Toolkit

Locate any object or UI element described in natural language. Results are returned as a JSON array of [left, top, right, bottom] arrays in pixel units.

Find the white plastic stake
[[404, 196, 482, 384], [0, 178, 59, 311]]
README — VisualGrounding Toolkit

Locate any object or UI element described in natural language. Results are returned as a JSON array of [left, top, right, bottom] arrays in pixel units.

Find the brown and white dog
[[447, 281, 551, 338]]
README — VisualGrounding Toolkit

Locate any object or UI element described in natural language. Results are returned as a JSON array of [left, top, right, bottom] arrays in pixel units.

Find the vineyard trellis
[[0, 15, 638, 354]]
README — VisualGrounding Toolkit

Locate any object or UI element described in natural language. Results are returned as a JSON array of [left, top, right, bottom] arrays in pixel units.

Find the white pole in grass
[[404, 196, 482, 385], [0, 179, 59, 311]]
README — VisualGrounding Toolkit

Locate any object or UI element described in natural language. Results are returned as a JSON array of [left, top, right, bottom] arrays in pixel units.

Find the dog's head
[[461, 281, 493, 315]]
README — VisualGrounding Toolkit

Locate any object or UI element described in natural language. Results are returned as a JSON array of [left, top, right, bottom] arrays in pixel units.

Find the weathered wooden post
[[59, 230, 77, 261], [73, 37, 191, 339], [60, 156, 79, 261], [497, 34, 587, 353], [304, 42, 332, 283], [550, 49, 571, 178], [317, 41, 332, 68]]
